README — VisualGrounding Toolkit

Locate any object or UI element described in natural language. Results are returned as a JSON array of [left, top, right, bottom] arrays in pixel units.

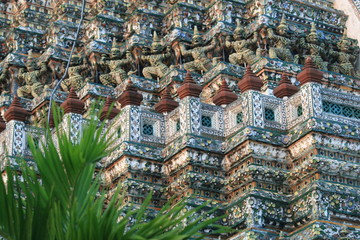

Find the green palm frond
[[0, 104, 233, 240]]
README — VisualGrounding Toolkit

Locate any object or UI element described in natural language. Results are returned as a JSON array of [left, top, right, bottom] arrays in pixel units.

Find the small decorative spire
[[0, 115, 6, 132], [26, 49, 36, 70], [310, 22, 317, 34], [117, 80, 143, 108], [153, 31, 160, 43], [151, 31, 161, 50], [277, 14, 287, 30], [296, 57, 323, 86], [110, 37, 120, 57], [304, 57, 317, 69], [100, 96, 120, 121], [111, 37, 118, 50], [4, 96, 31, 122], [184, 71, 196, 84], [193, 25, 200, 37], [60, 88, 85, 114], [213, 79, 238, 106], [192, 25, 203, 44], [307, 22, 317, 41], [273, 74, 299, 98], [234, 19, 242, 35], [155, 87, 179, 113], [279, 74, 292, 85], [177, 71, 203, 99], [237, 65, 263, 92]]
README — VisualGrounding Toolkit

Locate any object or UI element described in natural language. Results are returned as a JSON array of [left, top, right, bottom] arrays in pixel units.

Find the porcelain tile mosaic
[[0, 0, 359, 239]]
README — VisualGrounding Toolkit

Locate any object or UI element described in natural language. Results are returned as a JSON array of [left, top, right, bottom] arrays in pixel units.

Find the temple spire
[[155, 87, 179, 113], [273, 74, 299, 98], [60, 88, 85, 114], [297, 57, 323, 85], [213, 80, 238, 106], [117, 80, 143, 108], [277, 14, 287, 30], [4, 96, 31, 122], [237, 66, 263, 92], [100, 96, 120, 120], [177, 71, 202, 99]]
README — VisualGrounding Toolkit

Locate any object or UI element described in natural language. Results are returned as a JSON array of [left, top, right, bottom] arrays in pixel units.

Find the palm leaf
[[0, 103, 232, 240]]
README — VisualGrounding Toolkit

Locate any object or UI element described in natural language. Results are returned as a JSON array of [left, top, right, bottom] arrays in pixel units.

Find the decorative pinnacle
[[117, 80, 143, 108], [273, 74, 299, 98], [245, 65, 256, 76], [100, 96, 120, 121], [279, 74, 291, 85], [153, 31, 160, 42], [220, 79, 231, 92], [177, 71, 202, 99], [155, 87, 179, 113], [9, 96, 22, 108], [296, 57, 323, 86], [310, 22, 317, 34], [184, 71, 197, 84], [60, 88, 85, 115], [278, 14, 287, 30], [237, 65, 263, 92], [68, 88, 78, 99], [161, 87, 172, 100], [213, 79, 238, 106], [193, 25, 200, 36], [4, 95, 31, 122], [304, 57, 317, 69], [125, 80, 136, 90]]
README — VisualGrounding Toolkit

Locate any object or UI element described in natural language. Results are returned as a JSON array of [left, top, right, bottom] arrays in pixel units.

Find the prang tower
[[0, 0, 359, 239]]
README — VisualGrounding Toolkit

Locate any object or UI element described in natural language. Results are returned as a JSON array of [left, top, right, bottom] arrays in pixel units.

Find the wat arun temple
[[0, 0, 360, 239]]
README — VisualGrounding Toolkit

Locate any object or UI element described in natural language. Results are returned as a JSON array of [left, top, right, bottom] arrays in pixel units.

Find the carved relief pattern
[[311, 84, 323, 117], [224, 98, 245, 136], [69, 114, 83, 144], [286, 91, 304, 128], [165, 108, 181, 144], [252, 92, 264, 128], [190, 97, 201, 135], [129, 106, 141, 143], [9, 121, 25, 156]]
